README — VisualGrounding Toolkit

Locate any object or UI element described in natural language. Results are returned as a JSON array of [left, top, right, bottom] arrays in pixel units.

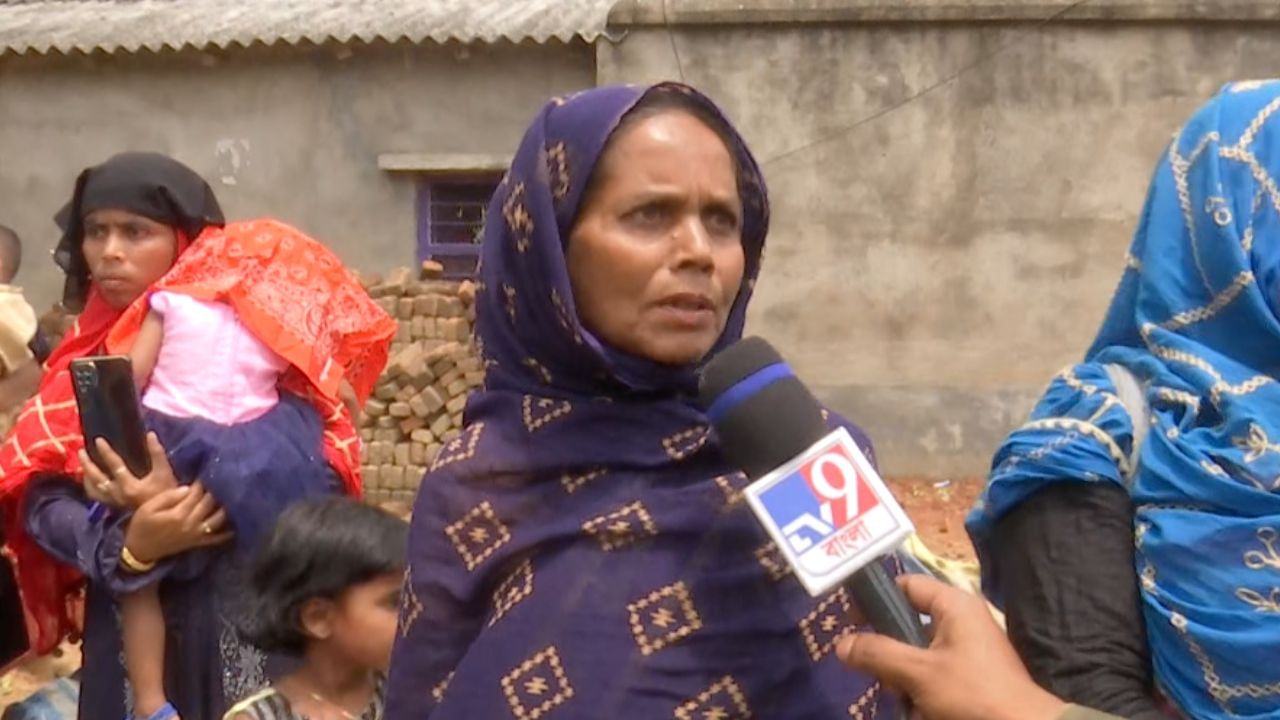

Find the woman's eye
[[705, 210, 740, 235], [628, 204, 667, 227]]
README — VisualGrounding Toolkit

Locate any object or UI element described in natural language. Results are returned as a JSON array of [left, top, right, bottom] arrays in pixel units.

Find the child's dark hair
[[238, 497, 408, 656]]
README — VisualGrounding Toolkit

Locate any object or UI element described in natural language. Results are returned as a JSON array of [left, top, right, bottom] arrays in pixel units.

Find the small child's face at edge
[[328, 572, 403, 672]]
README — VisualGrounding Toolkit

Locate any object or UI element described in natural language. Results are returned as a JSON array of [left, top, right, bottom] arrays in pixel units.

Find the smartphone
[[70, 355, 151, 478]]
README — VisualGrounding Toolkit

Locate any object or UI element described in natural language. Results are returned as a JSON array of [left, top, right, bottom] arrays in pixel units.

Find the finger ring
[[201, 523, 213, 535]]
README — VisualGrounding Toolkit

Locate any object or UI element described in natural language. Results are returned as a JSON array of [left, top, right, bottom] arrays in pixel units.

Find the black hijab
[[53, 152, 224, 310]]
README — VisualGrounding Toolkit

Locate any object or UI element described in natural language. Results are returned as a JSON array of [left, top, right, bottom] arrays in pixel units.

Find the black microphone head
[[699, 337, 828, 479]]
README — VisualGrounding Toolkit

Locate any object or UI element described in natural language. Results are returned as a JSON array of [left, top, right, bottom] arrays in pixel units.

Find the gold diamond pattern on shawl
[[848, 684, 881, 719], [503, 182, 535, 253], [662, 426, 709, 461], [489, 558, 535, 627], [546, 142, 570, 204], [673, 675, 752, 720], [500, 646, 575, 720], [431, 422, 485, 471], [626, 581, 703, 657], [799, 588, 856, 662], [399, 569, 424, 638], [503, 284, 519, 324], [522, 396, 572, 433], [582, 501, 658, 552], [445, 501, 511, 571], [431, 671, 455, 703], [523, 357, 553, 385], [754, 542, 789, 583], [560, 467, 606, 494], [714, 472, 749, 508], [550, 288, 582, 345]]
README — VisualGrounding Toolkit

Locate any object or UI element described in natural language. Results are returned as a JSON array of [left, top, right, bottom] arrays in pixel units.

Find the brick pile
[[358, 262, 482, 506]]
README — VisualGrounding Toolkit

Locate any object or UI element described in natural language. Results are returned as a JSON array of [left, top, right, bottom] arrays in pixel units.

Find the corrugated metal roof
[[0, 0, 620, 56]]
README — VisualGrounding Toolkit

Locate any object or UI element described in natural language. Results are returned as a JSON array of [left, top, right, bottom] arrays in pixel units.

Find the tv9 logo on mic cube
[[744, 427, 914, 596]]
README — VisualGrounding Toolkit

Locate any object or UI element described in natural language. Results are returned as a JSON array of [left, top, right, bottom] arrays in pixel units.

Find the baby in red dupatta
[[104, 219, 395, 720]]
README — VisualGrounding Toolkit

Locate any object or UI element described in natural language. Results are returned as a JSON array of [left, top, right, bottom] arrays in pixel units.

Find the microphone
[[700, 337, 928, 649]]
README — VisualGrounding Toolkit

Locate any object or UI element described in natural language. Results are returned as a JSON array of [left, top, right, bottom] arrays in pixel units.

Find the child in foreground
[[224, 497, 406, 720]]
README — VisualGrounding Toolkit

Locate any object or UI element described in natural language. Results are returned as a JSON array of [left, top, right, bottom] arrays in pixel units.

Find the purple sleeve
[[23, 478, 195, 594]]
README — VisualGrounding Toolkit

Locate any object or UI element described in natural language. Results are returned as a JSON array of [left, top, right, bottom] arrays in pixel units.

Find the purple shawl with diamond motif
[[385, 83, 897, 720]]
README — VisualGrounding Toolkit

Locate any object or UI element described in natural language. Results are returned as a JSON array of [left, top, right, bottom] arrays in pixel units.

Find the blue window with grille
[[416, 174, 501, 279]]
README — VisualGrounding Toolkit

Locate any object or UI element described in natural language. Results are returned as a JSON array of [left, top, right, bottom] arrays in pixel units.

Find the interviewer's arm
[[836, 574, 1124, 720]]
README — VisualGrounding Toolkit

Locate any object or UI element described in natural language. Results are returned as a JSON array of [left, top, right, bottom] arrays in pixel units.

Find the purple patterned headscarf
[[386, 83, 894, 720]]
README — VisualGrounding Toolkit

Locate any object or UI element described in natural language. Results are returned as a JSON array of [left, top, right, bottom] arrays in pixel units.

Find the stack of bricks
[[358, 261, 482, 506]]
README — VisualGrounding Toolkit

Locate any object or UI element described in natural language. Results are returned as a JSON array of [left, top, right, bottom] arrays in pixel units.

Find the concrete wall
[[600, 3, 1280, 476], [0, 40, 593, 312]]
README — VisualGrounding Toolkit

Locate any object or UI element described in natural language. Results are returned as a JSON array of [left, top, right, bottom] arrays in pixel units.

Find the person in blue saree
[[385, 82, 898, 718], [967, 81, 1280, 720]]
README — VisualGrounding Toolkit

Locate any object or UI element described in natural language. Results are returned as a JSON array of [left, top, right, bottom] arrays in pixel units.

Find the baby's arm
[[130, 310, 164, 390], [122, 585, 175, 719]]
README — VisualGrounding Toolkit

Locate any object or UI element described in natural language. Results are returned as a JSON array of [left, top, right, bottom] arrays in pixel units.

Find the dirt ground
[[888, 476, 982, 561], [0, 479, 982, 708]]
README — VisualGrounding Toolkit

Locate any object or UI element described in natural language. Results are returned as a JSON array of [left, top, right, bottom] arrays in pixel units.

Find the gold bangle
[[120, 546, 156, 574]]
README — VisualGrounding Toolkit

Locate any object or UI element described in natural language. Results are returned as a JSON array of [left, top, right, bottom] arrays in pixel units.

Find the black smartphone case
[[70, 356, 151, 478]]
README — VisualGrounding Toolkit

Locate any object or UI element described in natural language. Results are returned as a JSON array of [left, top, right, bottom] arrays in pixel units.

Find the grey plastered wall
[[600, 0, 1280, 477], [0, 40, 594, 313]]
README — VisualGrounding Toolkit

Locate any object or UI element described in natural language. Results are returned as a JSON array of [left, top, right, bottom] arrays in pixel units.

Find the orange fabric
[[108, 219, 395, 404], [0, 220, 394, 654]]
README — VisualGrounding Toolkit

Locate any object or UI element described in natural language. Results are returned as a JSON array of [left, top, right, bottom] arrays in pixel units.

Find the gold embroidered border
[[1171, 612, 1280, 709], [1157, 271, 1254, 333], [1019, 418, 1132, 478], [1168, 130, 1219, 295]]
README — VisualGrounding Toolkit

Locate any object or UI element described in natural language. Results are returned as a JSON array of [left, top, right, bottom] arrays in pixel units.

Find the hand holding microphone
[[836, 574, 1073, 720], [701, 338, 1116, 720]]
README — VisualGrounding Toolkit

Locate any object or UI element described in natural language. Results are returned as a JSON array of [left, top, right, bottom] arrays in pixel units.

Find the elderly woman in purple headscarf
[[385, 83, 897, 719]]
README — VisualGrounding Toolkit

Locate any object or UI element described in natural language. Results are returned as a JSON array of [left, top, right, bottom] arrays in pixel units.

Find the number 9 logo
[[806, 452, 860, 526]]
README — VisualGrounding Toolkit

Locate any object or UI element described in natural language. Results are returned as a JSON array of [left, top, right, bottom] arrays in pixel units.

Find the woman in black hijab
[[0, 153, 290, 720]]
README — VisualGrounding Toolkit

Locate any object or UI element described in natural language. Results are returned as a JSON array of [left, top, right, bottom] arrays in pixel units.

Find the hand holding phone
[[71, 356, 152, 478]]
